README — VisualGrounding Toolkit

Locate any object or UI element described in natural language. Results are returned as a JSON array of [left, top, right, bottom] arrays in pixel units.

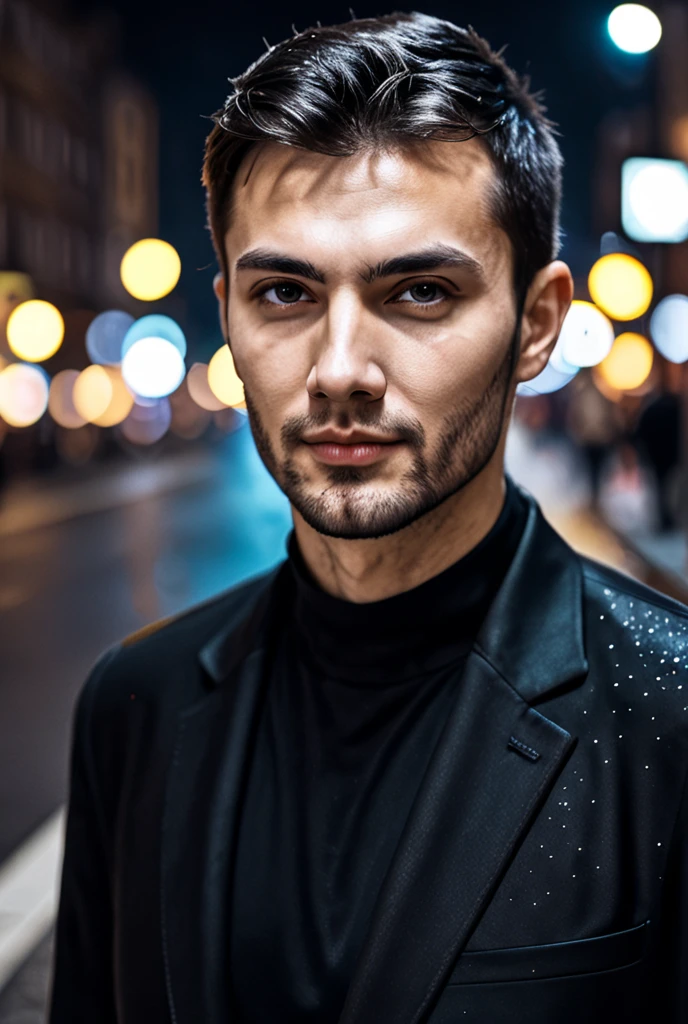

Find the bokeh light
[[517, 363, 578, 396], [122, 314, 186, 359], [187, 362, 228, 411], [622, 158, 688, 243], [608, 4, 662, 53], [516, 361, 578, 396], [208, 345, 245, 407], [7, 300, 64, 362], [121, 336, 186, 398], [120, 398, 171, 445], [86, 310, 135, 365], [92, 366, 135, 426], [120, 238, 181, 301], [73, 365, 113, 423], [650, 294, 688, 363], [0, 363, 50, 426], [595, 332, 654, 391], [48, 370, 87, 429], [588, 254, 653, 321], [558, 300, 615, 368]]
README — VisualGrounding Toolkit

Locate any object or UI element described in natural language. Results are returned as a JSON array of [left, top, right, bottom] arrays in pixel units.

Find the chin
[[290, 485, 447, 541]]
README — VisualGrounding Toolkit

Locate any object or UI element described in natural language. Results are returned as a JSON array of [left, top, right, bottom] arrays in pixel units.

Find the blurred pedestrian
[[565, 373, 624, 510], [632, 390, 681, 532]]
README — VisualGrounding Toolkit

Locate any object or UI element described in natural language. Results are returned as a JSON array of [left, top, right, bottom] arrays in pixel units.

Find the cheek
[[228, 309, 310, 418], [388, 305, 513, 414]]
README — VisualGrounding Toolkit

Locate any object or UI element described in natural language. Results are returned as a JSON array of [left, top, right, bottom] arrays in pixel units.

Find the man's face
[[220, 138, 521, 539]]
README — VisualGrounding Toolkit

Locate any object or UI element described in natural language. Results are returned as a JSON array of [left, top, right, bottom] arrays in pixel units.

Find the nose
[[306, 292, 386, 403]]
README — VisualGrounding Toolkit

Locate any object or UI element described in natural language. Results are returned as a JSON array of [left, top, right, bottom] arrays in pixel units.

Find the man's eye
[[258, 282, 309, 305], [394, 282, 449, 305]]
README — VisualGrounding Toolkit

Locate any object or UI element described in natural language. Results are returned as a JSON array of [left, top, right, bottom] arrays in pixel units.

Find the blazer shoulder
[[580, 554, 688, 623], [79, 564, 283, 712]]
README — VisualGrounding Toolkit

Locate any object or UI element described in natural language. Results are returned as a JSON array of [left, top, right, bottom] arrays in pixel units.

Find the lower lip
[[306, 442, 402, 466]]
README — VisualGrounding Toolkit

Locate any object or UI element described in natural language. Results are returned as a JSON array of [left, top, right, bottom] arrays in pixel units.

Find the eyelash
[[253, 279, 455, 309]]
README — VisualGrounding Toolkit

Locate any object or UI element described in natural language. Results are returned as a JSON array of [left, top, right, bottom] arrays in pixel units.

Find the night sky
[[75, 0, 655, 359]]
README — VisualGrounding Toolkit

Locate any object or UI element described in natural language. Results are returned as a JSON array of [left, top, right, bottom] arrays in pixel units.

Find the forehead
[[225, 138, 510, 275]]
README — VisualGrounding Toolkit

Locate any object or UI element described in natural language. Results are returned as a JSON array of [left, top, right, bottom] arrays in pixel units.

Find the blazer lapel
[[338, 490, 590, 1024], [160, 649, 267, 1024], [160, 568, 284, 1024]]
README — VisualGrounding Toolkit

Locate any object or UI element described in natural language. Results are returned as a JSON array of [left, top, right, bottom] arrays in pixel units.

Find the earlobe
[[213, 272, 229, 341]]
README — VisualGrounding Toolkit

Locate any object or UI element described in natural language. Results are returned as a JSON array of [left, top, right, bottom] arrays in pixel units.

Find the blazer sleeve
[[654, 754, 688, 1021], [47, 645, 122, 1024]]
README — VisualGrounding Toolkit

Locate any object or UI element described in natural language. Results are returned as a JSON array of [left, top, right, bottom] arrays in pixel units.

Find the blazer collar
[[197, 483, 589, 702]]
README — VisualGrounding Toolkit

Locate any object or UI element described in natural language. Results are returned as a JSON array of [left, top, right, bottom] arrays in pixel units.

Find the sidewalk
[[506, 423, 688, 603]]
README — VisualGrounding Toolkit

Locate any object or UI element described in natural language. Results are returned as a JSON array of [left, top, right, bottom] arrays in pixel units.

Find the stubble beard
[[244, 338, 516, 540]]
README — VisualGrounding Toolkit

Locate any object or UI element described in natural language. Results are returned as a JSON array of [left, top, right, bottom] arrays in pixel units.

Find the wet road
[[0, 424, 292, 864]]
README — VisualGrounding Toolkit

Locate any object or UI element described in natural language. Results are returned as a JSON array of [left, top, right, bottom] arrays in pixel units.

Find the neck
[[292, 464, 508, 603]]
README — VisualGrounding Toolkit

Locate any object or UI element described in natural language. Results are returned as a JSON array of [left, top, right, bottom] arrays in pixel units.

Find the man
[[49, 13, 688, 1024]]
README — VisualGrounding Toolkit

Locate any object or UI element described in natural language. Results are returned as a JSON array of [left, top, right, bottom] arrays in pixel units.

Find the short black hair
[[202, 11, 563, 302]]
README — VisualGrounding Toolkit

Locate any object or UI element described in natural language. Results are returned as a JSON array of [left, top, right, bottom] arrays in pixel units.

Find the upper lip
[[302, 430, 402, 445]]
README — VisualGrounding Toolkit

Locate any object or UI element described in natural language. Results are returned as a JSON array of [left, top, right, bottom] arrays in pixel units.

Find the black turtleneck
[[228, 474, 529, 1022]]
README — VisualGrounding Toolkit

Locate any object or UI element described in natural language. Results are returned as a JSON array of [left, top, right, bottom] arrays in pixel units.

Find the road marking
[[0, 807, 65, 991]]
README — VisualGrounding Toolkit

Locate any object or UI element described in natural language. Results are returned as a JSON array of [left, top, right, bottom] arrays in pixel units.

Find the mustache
[[280, 407, 426, 450]]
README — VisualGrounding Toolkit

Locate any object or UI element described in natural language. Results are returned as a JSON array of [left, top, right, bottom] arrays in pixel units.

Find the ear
[[213, 271, 228, 342], [513, 261, 574, 384]]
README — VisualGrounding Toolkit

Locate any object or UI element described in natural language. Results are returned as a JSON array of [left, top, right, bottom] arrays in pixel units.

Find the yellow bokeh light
[[588, 253, 653, 321], [92, 366, 135, 426], [120, 238, 181, 301], [91, 366, 134, 425], [208, 345, 245, 407], [73, 365, 114, 422], [596, 332, 654, 391], [7, 300, 64, 362], [0, 363, 49, 426]]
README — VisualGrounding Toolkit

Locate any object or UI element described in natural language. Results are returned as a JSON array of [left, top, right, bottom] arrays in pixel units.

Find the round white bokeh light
[[626, 161, 688, 243], [121, 336, 186, 399], [558, 301, 615, 368], [516, 361, 578, 396], [650, 294, 688, 363], [0, 363, 50, 427], [608, 4, 662, 53]]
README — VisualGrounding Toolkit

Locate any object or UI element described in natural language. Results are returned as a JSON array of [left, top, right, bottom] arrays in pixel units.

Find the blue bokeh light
[[122, 314, 187, 360], [86, 310, 135, 365]]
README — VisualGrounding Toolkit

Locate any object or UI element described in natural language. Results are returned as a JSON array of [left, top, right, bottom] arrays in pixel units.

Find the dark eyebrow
[[235, 248, 326, 284], [234, 243, 484, 288], [361, 244, 485, 285]]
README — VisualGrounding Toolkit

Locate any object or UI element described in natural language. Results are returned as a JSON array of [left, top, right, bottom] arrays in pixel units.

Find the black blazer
[[48, 486, 688, 1023]]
